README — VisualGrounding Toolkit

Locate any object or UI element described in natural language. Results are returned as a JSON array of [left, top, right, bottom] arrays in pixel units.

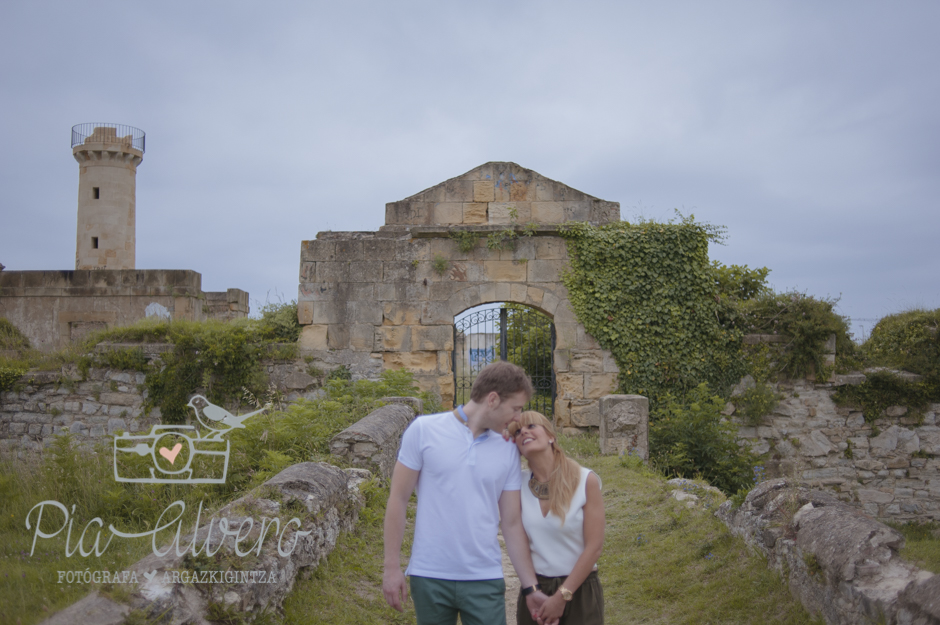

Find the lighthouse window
[[93, 187, 100, 199], [92, 237, 99, 249]]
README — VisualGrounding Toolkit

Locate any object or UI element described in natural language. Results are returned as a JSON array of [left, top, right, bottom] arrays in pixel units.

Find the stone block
[[556, 373, 583, 399], [599, 394, 649, 457], [384, 262, 414, 282], [314, 301, 346, 324], [526, 260, 564, 283], [349, 283, 374, 301], [297, 301, 314, 325], [299, 281, 346, 302], [327, 325, 349, 349], [857, 489, 894, 504], [585, 373, 618, 398], [472, 181, 495, 202], [421, 302, 453, 325], [494, 282, 511, 302], [526, 286, 545, 308], [489, 203, 531, 225], [386, 201, 430, 225], [347, 301, 382, 325], [553, 301, 578, 324], [483, 261, 527, 282], [375, 282, 404, 301], [444, 179, 473, 202], [383, 351, 439, 372], [577, 326, 601, 350], [433, 203, 463, 224], [300, 325, 329, 351], [510, 283, 528, 303], [316, 262, 349, 282], [447, 261, 485, 283], [384, 303, 422, 326], [510, 181, 533, 201], [361, 238, 400, 261], [411, 325, 453, 351], [463, 202, 488, 224], [301, 239, 336, 262], [348, 261, 383, 283], [554, 323, 578, 349], [534, 237, 567, 259], [349, 325, 376, 351], [554, 184, 587, 202], [570, 401, 600, 427], [569, 350, 604, 373], [377, 326, 410, 352], [564, 201, 593, 221], [534, 180, 554, 201], [553, 349, 570, 372], [531, 202, 564, 224]]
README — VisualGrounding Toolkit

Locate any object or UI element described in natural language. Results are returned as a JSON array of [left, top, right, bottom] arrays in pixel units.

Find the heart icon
[[159, 443, 183, 464], [143, 570, 157, 582]]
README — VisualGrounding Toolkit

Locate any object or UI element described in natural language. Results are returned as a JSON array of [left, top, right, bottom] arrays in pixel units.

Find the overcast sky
[[2, 1, 937, 340]]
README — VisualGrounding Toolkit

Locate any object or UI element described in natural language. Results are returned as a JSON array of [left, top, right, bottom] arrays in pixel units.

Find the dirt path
[[499, 530, 520, 624]]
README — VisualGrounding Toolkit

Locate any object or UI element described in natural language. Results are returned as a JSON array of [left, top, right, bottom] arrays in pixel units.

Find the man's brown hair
[[469, 361, 534, 402]]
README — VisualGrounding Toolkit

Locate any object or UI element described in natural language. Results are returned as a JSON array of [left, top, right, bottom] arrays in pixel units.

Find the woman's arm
[[537, 471, 605, 621]]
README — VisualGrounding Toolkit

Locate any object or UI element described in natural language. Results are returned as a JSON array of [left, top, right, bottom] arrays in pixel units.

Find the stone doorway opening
[[452, 303, 556, 415]]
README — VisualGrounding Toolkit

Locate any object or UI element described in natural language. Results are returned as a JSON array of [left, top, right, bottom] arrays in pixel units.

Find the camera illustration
[[113, 425, 230, 484]]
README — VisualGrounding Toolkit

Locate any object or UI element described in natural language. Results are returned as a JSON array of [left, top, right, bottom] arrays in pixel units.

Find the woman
[[508, 411, 605, 625]]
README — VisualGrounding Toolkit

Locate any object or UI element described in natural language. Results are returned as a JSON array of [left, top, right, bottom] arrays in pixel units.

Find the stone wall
[[0, 270, 248, 351], [718, 479, 940, 625], [330, 398, 421, 478], [598, 394, 649, 458], [730, 376, 940, 523], [0, 357, 324, 456], [298, 162, 621, 426]]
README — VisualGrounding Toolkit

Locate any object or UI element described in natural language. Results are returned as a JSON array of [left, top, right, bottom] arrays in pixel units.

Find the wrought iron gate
[[452, 304, 555, 415]]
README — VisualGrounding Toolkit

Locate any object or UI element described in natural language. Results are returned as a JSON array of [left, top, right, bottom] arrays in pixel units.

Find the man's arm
[[498, 490, 554, 623], [383, 461, 419, 612]]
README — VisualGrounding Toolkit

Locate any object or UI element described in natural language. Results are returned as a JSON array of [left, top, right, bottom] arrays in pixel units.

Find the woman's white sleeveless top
[[520, 466, 598, 577]]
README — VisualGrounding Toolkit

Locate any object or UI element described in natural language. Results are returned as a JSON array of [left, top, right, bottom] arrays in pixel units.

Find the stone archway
[[296, 162, 621, 429]]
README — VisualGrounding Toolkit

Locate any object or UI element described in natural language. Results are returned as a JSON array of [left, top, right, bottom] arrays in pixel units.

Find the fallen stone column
[[41, 462, 370, 625], [717, 478, 940, 625], [329, 397, 420, 478]]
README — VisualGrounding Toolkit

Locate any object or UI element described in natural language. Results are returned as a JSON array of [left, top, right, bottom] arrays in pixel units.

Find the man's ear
[[486, 391, 501, 409]]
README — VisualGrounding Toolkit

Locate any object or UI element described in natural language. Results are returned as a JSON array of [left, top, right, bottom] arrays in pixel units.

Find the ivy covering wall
[[560, 217, 747, 405]]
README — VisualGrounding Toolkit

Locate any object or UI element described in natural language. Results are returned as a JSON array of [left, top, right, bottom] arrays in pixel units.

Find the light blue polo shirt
[[398, 410, 522, 580]]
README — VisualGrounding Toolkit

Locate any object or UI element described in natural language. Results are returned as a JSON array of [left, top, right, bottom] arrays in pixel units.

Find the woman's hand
[[535, 591, 565, 625]]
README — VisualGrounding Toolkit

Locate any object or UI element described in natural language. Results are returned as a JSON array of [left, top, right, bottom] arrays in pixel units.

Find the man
[[383, 361, 551, 625]]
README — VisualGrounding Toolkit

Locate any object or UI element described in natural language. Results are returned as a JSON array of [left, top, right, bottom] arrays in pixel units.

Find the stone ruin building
[[0, 123, 248, 351]]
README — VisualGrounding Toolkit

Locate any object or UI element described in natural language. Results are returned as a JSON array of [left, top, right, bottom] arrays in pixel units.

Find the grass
[[892, 521, 940, 574], [283, 434, 821, 625]]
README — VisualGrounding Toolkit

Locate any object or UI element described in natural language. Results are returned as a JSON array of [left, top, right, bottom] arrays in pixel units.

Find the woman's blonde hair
[[509, 411, 582, 522]]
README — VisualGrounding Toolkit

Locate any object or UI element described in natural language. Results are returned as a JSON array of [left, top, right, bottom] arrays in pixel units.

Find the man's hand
[[382, 566, 408, 612], [535, 591, 566, 624], [525, 591, 559, 625]]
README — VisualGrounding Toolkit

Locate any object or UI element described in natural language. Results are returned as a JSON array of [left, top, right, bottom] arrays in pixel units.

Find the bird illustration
[[187, 395, 268, 439]]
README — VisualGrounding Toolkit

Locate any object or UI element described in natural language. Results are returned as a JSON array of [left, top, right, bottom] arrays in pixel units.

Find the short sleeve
[[502, 444, 522, 491], [397, 418, 423, 471]]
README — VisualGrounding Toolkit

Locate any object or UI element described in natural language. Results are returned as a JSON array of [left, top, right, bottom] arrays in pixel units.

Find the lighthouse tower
[[71, 123, 146, 270]]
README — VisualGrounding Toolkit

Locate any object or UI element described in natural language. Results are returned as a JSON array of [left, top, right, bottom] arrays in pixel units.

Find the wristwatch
[[521, 584, 542, 597], [559, 586, 573, 601]]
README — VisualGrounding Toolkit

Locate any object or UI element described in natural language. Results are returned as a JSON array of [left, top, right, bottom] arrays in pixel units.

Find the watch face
[[561, 587, 573, 601]]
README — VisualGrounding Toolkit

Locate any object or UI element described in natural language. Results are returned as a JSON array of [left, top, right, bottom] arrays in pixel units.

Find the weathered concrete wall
[[729, 376, 940, 523], [330, 398, 421, 477], [298, 162, 621, 426], [41, 462, 369, 625], [0, 270, 248, 351], [718, 479, 940, 625]]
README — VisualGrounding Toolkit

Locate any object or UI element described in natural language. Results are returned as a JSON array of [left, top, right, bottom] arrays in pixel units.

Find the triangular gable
[[385, 162, 619, 227]]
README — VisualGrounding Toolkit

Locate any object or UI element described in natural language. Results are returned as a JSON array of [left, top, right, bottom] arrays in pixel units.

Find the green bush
[[253, 300, 302, 343], [834, 369, 936, 423], [560, 216, 748, 405], [0, 318, 30, 351], [736, 383, 780, 426], [649, 383, 758, 494], [863, 308, 940, 378], [738, 292, 852, 379]]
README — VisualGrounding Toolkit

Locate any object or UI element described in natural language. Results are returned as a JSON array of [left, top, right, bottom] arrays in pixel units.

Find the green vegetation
[[736, 383, 781, 427], [501, 303, 554, 415], [0, 318, 31, 351], [560, 216, 750, 405], [284, 435, 819, 624], [448, 229, 480, 253], [431, 254, 449, 276], [863, 309, 940, 378], [0, 370, 431, 625], [649, 384, 758, 494], [891, 521, 940, 574]]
